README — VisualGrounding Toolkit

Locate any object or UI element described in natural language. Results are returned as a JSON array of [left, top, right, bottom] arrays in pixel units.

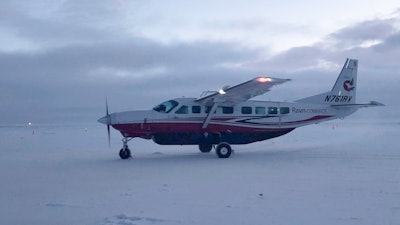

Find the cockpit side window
[[153, 100, 179, 113], [175, 105, 189, 114], [192, 106, 201, 114]]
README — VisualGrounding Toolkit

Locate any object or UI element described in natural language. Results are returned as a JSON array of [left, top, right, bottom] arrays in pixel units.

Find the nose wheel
[[119, 148, 131, 159], [119, 137, 132, 159]]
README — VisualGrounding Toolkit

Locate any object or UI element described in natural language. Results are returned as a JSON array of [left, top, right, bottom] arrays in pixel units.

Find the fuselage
[[98, 59, 382, 159], [101, 97, 356, 145]]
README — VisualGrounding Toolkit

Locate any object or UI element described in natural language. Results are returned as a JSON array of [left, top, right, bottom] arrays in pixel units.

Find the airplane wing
[[196, 76, 291, 128], [195, 77, 291, 106]]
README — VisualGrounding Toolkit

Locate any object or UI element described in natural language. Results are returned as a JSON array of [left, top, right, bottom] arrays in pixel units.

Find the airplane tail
[[296, 58, 358, 105]]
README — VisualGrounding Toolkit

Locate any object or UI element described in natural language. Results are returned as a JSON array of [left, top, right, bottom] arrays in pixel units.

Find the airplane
[[98, 58, 384, 159]]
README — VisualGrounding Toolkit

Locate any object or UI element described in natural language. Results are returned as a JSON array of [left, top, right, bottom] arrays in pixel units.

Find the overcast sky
[[0, 0, 399, 124]]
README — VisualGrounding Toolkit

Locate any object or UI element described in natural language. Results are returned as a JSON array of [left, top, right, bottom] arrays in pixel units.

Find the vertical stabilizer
[[296, 58, 358, 105], [330, 58, 357, 103]]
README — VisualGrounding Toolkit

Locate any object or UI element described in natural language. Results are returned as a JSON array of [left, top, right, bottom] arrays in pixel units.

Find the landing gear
[[216, 142, 232, 158], [119, 148, 131, 159], [119, 137, 132, 159], [199, 143, 213, 153]]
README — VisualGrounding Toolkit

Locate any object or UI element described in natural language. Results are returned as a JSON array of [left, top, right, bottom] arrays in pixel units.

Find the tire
[[119, 148, 131, 159], [199, 143, 213, 153], [216, 143, 232, 158]]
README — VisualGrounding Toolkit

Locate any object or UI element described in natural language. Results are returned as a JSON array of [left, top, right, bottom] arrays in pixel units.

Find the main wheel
[[199, 143, 213, 153], [119, 148, 131, 159], [216, 143, 232, 158]]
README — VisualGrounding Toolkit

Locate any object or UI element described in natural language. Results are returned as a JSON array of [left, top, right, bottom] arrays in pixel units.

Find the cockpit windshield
[[153, 100, 179, 113]]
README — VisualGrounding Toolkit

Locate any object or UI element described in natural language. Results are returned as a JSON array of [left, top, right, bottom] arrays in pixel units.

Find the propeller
[[106, 98, 111, 147], [97, 97, 112, 147]]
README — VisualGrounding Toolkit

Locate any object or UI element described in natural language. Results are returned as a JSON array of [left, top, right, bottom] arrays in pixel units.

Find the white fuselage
[[97, 59, 382, 159], [104, 98, 357, 145]]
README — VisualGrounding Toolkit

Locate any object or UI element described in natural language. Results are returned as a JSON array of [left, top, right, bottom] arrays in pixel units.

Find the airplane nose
[[98, 116, 109, 124]]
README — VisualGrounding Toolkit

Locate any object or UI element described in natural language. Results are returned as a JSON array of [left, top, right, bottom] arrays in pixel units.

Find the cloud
[[0, 0, 133, 50], [330, 19, 395, 42], [244, 12, 400, 72], [235, 14, 400, 106], [0, 37, 256, 123]]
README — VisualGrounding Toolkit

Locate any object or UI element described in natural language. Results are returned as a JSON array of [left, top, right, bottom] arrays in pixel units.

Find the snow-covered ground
[[1, 119, 399, 225]]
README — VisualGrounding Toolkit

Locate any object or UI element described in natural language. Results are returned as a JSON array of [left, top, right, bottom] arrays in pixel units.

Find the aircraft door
[[266, 103, 280, 127], [141, 118, 151, 131]]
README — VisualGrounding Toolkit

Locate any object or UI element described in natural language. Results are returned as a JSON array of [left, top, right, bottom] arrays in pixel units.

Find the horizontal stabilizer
[[331, 101, 385, 109]]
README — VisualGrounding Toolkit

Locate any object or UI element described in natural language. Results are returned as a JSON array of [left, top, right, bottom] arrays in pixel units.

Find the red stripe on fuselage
[[112, 115, 332, 138], [113, 122, 288, 137], [282, 115, 332, 124], [253, 115, 333, 126]]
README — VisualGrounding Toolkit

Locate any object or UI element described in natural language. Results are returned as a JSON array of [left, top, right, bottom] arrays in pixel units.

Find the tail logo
[[343, 79, 355, 92]]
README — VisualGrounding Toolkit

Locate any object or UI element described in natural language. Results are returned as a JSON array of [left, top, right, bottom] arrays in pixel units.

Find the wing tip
[[370, 101, 385, 106], [256, 76, 291, 83]]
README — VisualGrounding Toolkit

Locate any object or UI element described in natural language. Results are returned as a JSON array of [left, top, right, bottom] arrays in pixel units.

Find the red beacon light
[[256, 77, 271, 83]]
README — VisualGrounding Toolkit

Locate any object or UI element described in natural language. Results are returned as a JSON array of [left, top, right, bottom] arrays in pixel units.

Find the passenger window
[[175, 105, 188, 114], [241, 107, 252, 114], [222, 107, 234, 114], [280, 107, 290, 114], [268, 107, 278, 114], [205, 106, 216, 114], [192, 106, 201, 114], [255, 107, 266, 114]]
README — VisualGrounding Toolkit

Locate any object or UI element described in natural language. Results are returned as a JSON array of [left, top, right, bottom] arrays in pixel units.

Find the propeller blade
[[107, 124, 111, 147], [106, 97, 109, 117], [105, 97, 111, 147]]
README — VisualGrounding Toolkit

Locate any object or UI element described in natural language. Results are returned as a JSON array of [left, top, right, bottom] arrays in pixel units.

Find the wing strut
[[202, 103, 218, 129]]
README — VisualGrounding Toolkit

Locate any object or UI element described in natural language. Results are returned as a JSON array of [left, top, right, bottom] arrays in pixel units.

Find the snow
[[0, 120, 399, 225]]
